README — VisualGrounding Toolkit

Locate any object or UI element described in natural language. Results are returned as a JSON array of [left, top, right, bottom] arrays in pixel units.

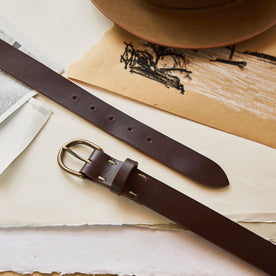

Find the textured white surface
[[0, 226, 265, 276]]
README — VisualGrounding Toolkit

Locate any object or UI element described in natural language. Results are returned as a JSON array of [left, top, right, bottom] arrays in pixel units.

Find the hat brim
[[91, 0, 276, 49]]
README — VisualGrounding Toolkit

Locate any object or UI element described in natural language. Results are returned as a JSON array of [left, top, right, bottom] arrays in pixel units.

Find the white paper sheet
[[0, 226, 265, 276], [0, 98, 52, 174]]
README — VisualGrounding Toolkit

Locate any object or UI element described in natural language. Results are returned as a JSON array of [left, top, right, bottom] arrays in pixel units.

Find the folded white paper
[[0, 98, 52, 174]]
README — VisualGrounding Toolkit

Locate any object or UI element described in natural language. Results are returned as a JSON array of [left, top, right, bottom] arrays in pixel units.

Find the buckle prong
[[63, 146, 91, 163], [57, 139, 103, 177]]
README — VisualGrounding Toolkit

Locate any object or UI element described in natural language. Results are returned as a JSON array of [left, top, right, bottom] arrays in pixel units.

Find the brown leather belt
[[0, 38, 229, 188], [1, 38, 275, 274], [57, 139, 276, 275]]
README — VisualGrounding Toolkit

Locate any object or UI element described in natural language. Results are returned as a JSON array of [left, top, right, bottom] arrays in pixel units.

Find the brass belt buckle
[[57, 139, 103, 177]]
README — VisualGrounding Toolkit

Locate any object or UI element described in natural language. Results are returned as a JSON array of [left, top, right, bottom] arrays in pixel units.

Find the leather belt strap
[[0, 38, 228, 188], [57, 141, 276, 275]]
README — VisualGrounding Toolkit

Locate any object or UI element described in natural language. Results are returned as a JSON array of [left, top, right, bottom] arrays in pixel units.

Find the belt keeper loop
[[110, 158, 138, 195]]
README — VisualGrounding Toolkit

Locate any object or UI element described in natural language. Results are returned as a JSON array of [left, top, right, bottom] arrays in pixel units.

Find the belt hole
[[128, 127, 133, 132], [90, 105, 96, 111], [146, 137, 152, 143], [72, 95, 78, 101], [108, 116, 115, 121]]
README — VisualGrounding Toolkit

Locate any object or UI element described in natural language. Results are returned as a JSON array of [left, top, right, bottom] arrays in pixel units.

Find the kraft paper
[[68, 25, 276, 148]]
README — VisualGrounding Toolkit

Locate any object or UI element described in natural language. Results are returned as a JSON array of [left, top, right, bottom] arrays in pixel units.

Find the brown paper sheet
[[68, 25, 276, 148]]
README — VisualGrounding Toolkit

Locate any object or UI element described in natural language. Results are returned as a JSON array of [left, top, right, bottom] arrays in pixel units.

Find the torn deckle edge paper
[[68, 25, 276, 148]]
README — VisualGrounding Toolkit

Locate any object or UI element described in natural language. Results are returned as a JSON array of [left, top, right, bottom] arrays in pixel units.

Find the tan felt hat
[[91, 0, 276, 49]]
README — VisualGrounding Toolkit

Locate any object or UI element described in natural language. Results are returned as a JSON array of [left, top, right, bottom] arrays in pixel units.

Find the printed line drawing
[[243, 51, 276, 65], [120, 42, 191, 94], [119, 42, 256, 93]]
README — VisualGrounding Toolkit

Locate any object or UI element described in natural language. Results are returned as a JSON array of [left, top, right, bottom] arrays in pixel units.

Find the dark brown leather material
[[80, 149, 276, 275], [110, 158, 138, 195], [80, 150, 137, 195], [0, 38, 229, 188]]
